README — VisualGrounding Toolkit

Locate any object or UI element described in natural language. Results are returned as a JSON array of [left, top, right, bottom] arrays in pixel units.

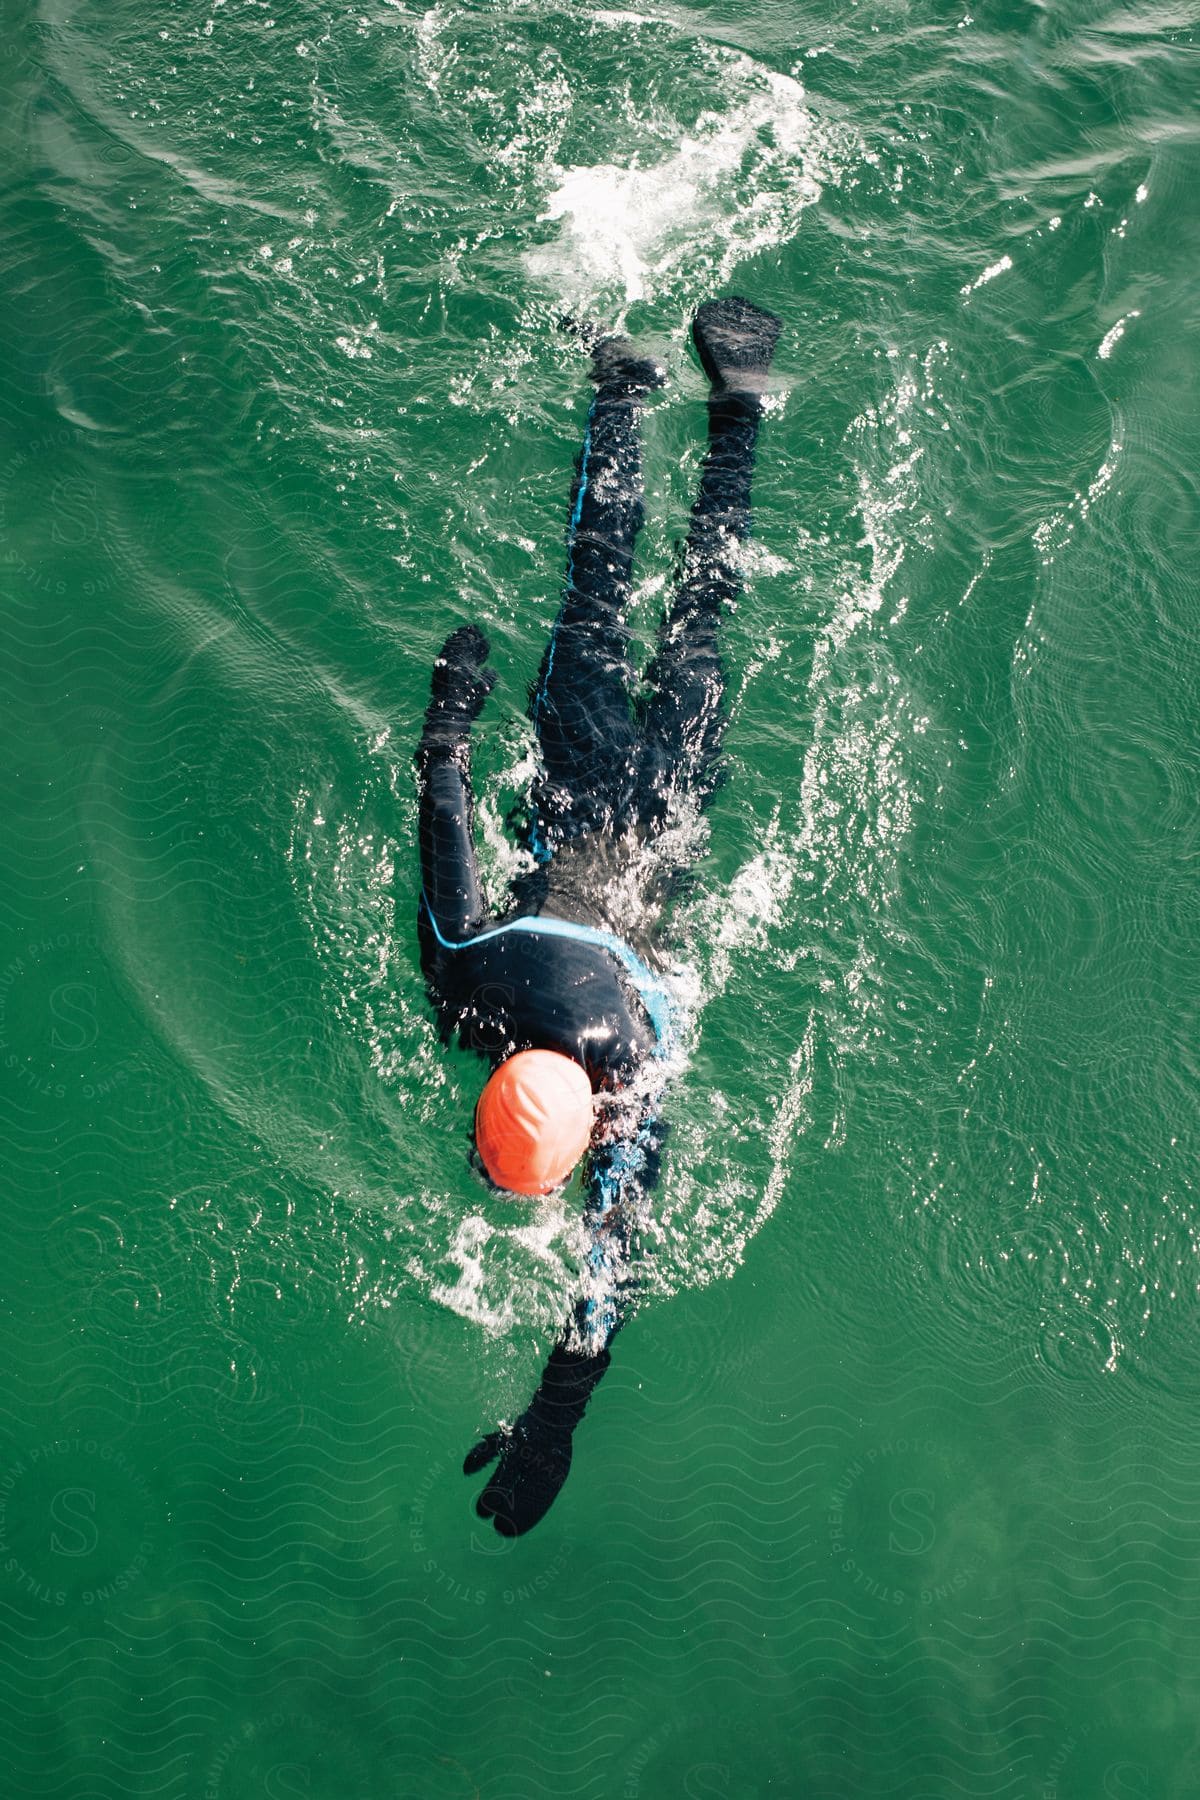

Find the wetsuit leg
[[415, 624, 494, 962], [639, 297, 781, 826], [527, 339, 665, 857]]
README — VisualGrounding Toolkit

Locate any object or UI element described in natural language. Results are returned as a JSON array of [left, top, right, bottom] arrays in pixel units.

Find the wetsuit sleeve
[[575, 1095, 665, 1349], [464, 1097, 667, 1535], [415, 625, 495, 941]]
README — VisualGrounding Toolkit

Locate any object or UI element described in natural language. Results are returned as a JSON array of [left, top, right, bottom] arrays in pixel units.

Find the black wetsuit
[[415, 296, 781, 1534]]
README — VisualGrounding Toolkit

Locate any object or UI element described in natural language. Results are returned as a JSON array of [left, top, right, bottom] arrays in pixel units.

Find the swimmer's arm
[[415, 625, 495, 941], [575, 1100, 664, 1351], [464, 1330, 614, 1536], [464, 1102, 665, 1535]]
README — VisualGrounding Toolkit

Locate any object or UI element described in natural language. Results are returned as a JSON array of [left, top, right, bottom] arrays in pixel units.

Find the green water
[[2, 0, 1198, 1792]]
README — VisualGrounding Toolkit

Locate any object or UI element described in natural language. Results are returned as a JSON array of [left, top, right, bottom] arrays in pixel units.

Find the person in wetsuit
[[415, 296, 782, 1535]]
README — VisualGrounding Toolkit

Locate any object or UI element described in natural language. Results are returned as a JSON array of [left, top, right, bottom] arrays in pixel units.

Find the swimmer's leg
[[639, 297, 781, 825], [526, 338, 665, 857]]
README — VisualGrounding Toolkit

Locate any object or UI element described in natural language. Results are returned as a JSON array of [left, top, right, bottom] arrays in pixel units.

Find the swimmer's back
[[418, 901, 661, 1085]]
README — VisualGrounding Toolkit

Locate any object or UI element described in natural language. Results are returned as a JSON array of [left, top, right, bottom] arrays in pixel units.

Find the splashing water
[[526, 64, 836, 310]]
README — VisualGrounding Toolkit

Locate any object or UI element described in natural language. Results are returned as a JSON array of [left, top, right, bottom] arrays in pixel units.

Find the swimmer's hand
[[464, 1338, 611, 1537]]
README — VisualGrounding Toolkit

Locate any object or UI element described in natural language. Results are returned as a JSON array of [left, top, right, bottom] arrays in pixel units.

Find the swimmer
[[415, 296, 782, 1534]]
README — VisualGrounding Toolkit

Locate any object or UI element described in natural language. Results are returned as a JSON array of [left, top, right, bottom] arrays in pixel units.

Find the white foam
[[753, 1017, 816, 1235], [525, 61, 849, 310], [1097, 310, 1140, 360], [960, 252, 1013, 299], [1033, 436, 1124, 562], [430, 1209, 573, 1333]]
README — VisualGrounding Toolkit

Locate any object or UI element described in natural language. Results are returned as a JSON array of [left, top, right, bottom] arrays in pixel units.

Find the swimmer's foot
[[558, 312, 601, 351], [692, 295, 782, 398], [591, 333, 667, 398]]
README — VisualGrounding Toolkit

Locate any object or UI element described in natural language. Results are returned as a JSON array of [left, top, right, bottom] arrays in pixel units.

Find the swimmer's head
[[474, 1049, 594, 1197]]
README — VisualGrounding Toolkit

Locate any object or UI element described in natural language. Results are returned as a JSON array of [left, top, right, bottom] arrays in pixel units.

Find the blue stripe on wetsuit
[[419, 896, 675, 1050]]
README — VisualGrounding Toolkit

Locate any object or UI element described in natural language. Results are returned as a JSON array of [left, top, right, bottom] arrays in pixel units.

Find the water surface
[[2, 0, 1199, 1793]]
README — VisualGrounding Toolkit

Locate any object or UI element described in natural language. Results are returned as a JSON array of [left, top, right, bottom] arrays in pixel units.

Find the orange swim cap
[[474, 1049, 594, 1197]]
